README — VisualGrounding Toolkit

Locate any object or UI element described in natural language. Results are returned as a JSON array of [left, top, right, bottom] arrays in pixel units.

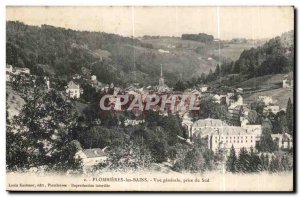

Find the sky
[[6, 6, 294, 40]]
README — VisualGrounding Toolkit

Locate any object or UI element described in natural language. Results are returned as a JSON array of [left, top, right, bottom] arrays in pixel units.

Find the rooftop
[[67, 81, 80, 89], [193, 118, 228, 127], [194, 126, 252, 136], [82, 148, 107, 158]]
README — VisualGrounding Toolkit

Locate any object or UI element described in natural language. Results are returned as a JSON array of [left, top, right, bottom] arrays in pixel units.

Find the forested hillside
[[192, 30, 294, 88], [210, 30, 294, 80], [6, 21, 262, 86], [6, 21, 140, 86]]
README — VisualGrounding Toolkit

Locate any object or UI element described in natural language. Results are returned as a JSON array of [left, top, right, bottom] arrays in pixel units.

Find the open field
[[212, 43, 263, 61]]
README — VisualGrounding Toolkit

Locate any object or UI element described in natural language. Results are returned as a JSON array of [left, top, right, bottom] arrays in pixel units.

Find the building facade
[[66, 81, 82, 99], [271, 133, 293, 150], [193, 126, 256, 154]]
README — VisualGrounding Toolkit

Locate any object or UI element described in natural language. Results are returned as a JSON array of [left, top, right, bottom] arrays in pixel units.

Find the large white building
[[188, 118, 259, 154], [241, 120, 262, 145], [193, 126, 256, 154]]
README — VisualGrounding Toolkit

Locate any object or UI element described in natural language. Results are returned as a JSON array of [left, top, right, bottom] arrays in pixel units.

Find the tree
[[272, 111, 288, 134], [8, 87, 81, 171], [144, 110, 160, 127], [51, 140, 83, 172], [167, 147, 177, 162], [198, 95, 230, 121], [260, 153, 268, 171], [249, 147, 261, 172], [226, 145, 237, 173], [6, 130, 30, 170], [286, 98, 293, 134], [248, 110, 258, 124], [81, 83, 97, 103], [108, 141, 153, 171], [174, 80, 186, 91], [132, 127, 168, 163], [181, 33, 214, 43], [76, 126, 126, 149], [237, 147, 251, 172], [159, 115, 183, 145], [280, 155, 289, 171], [250, 101, 265, 115], [265, 154, 270, 169], [269, 156, 280, 172], [199, 73, 206, 83], [215, 64, 220, 77], [258, 125, 277, 152], [183, 148, 205, 173]]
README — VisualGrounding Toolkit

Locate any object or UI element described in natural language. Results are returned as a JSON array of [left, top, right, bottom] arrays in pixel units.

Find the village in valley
[[6, 20, 294, 175]]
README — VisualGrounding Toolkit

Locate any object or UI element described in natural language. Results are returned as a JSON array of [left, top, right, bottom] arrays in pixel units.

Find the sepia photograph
[[5, 6, 295, 192]]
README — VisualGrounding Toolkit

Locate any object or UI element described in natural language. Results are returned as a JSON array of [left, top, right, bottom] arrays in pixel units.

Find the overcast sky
[[6, 6, 294, 40]]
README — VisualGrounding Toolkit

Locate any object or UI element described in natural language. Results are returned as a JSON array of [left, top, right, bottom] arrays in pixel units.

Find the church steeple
[[158, 64, 169, 92], [159, 64, 165, 87]]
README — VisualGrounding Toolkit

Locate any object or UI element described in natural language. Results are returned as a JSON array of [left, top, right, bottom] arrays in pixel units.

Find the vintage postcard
[[6, 6, 294, 192]]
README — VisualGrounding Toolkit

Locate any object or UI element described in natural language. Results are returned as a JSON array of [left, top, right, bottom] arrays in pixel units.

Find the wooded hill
[[6, 21, 263, 87]]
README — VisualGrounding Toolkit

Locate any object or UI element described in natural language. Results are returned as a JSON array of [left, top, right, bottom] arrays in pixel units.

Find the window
[[246, 140, 247, 143], [234, 141, 235, 143], [237, 141, 239, 143], [241, 141, 243, 143], [215, 141, 217, 143], [251, 140, 253, 142]]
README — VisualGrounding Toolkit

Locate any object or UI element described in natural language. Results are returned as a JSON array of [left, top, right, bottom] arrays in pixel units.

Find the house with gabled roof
[[75, 148, 108, 167], [66, 81, 83, 99]]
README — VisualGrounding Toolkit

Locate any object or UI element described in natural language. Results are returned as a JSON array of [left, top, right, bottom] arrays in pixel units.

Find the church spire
[[158, 64, 165, 88]]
